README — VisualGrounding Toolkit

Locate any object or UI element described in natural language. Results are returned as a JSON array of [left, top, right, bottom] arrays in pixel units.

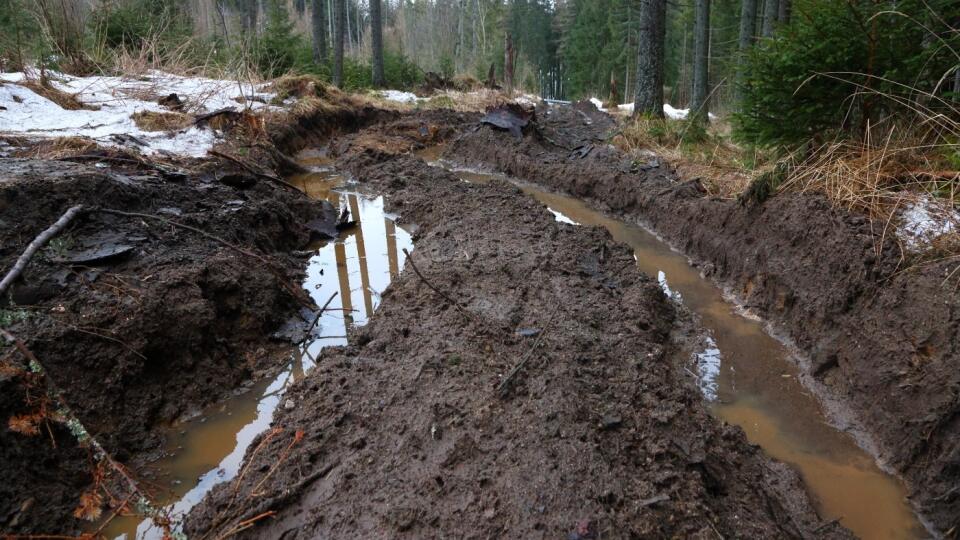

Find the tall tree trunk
[[312, 0, 328, 64], [777, 0, 791, 25], [690, 0, 710, 125], [736, 0, 758, 105], [954, 67, 960, 102], [504, 33, 515, 93], [333, 0, 345, 87], [761, 0, 779, 37], [370, 0, 385, 87], [738, 0, 757, 51], [633, 0, 666, 118]]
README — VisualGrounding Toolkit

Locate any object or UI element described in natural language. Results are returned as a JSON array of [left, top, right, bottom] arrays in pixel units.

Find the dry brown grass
[[13, 136, 98, 159], [267, 75, 344, 104], [614, 114, 762, 199], [19, 78, 92, 111], [781, 126, 958, 222], [130, 110, 192, 132]]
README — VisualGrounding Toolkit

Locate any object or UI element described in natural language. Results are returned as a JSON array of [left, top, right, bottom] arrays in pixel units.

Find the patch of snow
[[899, 195, 958, 249], [589, 97, 605, 111], [664, 103, 687, 120], [548, 207, 578, 225], [514, 94, 540, 106], [0, 70, 278, 157], [379, 89, 421, 103], [695, 336, 722, 402]]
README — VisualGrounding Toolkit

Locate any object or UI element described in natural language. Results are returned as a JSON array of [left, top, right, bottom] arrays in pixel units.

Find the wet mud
[[447, 102, 960, 534], [0, 154, 335, 534], [184, 128, 850, 538]]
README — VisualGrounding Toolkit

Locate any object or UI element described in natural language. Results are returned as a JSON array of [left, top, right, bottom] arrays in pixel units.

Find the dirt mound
[[447, 104, 959, 533], [184, 133, 849, 538], [0, 156, 334, 534]]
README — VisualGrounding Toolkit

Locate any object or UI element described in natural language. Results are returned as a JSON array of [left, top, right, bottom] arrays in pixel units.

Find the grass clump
[[131, 110, 192, 131], [20, 77, 91, 110]]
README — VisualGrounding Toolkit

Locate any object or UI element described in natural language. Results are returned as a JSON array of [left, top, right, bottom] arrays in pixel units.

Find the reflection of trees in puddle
[[102, 188, 413, 540]]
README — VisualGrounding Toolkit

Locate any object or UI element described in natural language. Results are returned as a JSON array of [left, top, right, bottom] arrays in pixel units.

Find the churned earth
[[0, 150, 335, 533], [183, 121, 849, 538], [448, 101, 960, 533]]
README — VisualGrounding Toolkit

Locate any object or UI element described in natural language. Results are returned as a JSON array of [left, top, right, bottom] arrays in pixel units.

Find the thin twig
[[496, 329, 547, 398], [94, 208, 313, 308], [0, 329, 164, 528], [297, 292, 338, 346], [208, 149, 301, 192], [0, 205, 83, 298]]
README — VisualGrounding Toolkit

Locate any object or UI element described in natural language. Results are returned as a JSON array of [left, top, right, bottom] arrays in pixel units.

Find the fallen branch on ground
[[0, 205, 83, 298], [496, 329, 547, 398], [297, 292, 339, 346], [209, 149, 301, 192], [94, 208, 313, 309], [0, 328, 168, 532]]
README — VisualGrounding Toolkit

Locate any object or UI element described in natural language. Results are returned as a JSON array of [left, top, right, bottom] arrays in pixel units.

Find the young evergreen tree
[[633, 0, 666, 117], [689, 0, 710, 124], [370, 0, 385, 87]]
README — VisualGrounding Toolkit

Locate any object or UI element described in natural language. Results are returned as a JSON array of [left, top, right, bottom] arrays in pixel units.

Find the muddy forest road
[[1, 101, 956, 539], [184, 104, 955, 538]]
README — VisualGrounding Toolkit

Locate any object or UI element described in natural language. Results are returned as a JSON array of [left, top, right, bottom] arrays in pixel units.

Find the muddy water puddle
[[101, 161, 412, 538], [419, 148, 926, 539]]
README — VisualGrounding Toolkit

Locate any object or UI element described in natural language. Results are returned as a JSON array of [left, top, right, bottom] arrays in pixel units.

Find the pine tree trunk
[[735, 0, 757, 105], [690, 0, 710, 125], [370, 0, 385, 87], [333, 0, 345, 87], [633, 0, 666, 118], [738, 0, 757, 51], [504, 33, 515, 93], [954, 67, 960, 102], [312, 0, 328, 64], [777, 0, 791, 25], [761, 0, 778, 37]]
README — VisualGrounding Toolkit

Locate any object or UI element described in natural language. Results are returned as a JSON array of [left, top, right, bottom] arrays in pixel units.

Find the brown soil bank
[[185, 136, 849, 538], [0, 154, 334, 534], [448, 103, 960, 533]]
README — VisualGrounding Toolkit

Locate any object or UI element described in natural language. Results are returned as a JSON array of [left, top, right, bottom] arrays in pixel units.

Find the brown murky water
[[100, 156, 413, 539], [418, 147, 927, 540]]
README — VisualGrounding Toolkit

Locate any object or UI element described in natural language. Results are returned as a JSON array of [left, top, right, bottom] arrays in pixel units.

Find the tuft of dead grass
[[614, 114, 762, 199], [19, 78, 93, 111], [13, 136, 98, 159], [268, 75, 343, 104], [781, 127, 959, 222], [130, 110, 192, 132]]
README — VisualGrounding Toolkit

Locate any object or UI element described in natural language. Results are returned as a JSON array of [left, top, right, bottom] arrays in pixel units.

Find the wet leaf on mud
[[8, 413, 43, 436], [72, 490, 104, 522]]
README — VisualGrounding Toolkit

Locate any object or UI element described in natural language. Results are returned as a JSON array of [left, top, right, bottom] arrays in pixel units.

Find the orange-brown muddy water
[[418, 147, 926, 540]]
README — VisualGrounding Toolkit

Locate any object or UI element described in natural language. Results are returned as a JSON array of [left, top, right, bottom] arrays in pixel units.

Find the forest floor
[[0, 74, 957, 538]]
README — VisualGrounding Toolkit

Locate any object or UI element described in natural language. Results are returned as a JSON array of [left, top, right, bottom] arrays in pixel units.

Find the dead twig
[[496, 328, 547, 398], [297, 292, 338, 346], [94, 208, 313, 309], [208, 149, 301, 192], [0, 328, 166, 530], [0, 205, 83, 298], [400, 247, 477, 319]]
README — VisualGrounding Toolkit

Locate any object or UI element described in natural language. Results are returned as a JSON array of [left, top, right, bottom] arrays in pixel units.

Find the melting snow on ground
[[0, 70, 277, 157], [379, 90, 422, 103], [899, 195, 958, 249], [589, 97, 716, 121]]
